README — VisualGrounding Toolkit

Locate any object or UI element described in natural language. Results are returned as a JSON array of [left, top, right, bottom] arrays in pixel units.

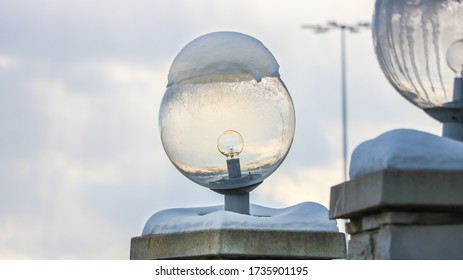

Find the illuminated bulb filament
[[217, 130, 244, 159]]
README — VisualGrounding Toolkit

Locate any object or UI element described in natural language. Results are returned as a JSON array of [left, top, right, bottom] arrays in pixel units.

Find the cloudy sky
[[0, 0, 441, 259]]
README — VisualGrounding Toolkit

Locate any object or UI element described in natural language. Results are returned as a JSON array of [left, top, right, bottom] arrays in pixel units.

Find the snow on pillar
[[329, 129, 463, 259], [131, 203, 346, 260]]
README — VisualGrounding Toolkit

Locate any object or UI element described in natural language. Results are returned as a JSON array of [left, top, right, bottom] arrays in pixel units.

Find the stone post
[[130, 229, 346, 260], [130, 202, 346, 260], [329, 169, 463, 259]]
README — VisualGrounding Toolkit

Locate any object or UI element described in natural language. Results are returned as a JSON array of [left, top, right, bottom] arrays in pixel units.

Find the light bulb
[[217, 130, 244, 159], [446, 39, 463, 77]]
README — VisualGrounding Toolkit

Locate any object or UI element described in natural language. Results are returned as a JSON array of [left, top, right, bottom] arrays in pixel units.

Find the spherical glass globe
[[159, 32, 296, 192], [372, 0, 463, 109]]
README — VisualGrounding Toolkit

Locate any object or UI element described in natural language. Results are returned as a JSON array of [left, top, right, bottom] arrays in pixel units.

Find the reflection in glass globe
[[217, 130, 244, 159], [446, 39, 463, 77], [159, 32, 296, 192], [160, 76, 295, 191], [372, 0, 463, 109]]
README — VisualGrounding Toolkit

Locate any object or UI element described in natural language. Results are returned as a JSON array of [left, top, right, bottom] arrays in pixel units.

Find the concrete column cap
[[330, 169, 463, 219]]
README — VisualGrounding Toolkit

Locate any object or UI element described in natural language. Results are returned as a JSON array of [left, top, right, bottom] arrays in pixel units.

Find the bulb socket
[[226, 158, 242, 178]]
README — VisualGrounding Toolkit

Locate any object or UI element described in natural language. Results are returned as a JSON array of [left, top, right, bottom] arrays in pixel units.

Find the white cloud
[[254, 161, 343, 209], [0, 54, 21, 69], [0, 197, 128, 259], [0, 58, 173, 258]]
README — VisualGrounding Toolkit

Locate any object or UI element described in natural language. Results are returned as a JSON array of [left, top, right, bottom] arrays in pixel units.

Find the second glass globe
[[372, 0, 463, 109], [159, 32, 296, 193]]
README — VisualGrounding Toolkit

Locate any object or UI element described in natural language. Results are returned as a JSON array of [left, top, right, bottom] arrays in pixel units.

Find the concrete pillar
[[130, 229, 346, 260], [131, 202, 347, 260], [329, 169, 463, 259]]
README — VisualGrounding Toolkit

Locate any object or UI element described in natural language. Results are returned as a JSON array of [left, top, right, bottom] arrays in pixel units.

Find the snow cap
[[167, 31, 280, 86], [142, 202, 339, 236], [350, 129, 463, 179]]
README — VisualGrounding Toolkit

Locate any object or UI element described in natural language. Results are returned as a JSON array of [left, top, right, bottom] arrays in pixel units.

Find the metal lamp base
[[224, 193, 250, 215], [424, 77, 463, 142], [443, 122, 463, 141], [210, 157, 263, 215]]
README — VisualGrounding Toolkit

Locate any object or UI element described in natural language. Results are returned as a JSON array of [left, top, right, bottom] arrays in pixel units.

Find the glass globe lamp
[[159, 32, 296, 214], [372, 0, 463, 140]]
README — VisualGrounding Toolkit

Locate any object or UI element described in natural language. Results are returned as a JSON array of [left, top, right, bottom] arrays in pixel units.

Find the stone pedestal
[[130, 229, 346, 260], [329, 169, 463, 260]]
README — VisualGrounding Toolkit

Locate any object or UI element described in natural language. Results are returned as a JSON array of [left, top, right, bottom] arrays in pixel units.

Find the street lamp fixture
[[159, 31, 296, 215], [373, 0, 463, 141], [302, 21, 370, 181]]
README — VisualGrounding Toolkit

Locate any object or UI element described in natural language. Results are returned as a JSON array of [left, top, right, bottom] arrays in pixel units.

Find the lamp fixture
[[373, 0, 463, 141], [159, 32, 296, 214]]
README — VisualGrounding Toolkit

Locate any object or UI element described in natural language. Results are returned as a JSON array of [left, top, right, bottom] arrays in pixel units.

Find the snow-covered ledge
[[131, 202, 346, 260], [349, 129, 463, 179], [329, 129, 463, 259], [142, 202, 338, 235]]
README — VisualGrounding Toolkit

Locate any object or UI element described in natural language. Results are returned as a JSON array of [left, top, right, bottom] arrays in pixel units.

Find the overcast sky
[[0, 0, 440, 259]]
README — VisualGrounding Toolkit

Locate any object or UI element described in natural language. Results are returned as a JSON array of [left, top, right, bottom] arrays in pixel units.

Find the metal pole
[[443, 77, 463, 141], [340, 26, 348, 182], [223, 157, 250, 215], [301, 21, 370, 183], [224, 193, 250, 215]]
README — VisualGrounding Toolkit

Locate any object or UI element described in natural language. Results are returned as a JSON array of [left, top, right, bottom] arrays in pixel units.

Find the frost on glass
[[159, 32, 295, 191], [373, 0, 463, 108], [159, 75, 295, 191]]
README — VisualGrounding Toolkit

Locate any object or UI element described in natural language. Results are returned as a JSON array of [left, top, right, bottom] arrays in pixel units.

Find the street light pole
[[340, 25, 348, 183], [302, 21, 370, 182]]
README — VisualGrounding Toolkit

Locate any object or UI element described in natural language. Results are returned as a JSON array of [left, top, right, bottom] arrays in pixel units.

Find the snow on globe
[[159, 32, 296, 214]]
